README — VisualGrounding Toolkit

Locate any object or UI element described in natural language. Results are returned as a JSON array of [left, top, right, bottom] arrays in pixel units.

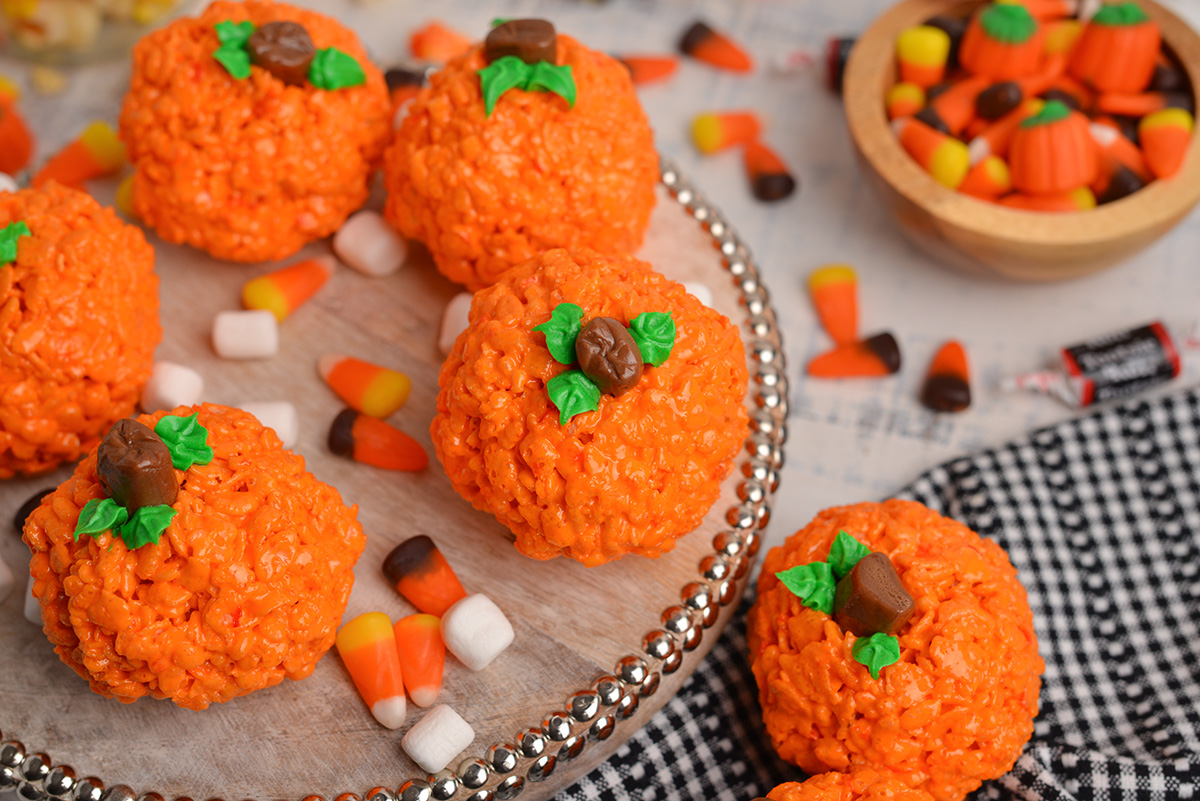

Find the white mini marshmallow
[[441, 593, 514, 671], [0, 173, 17, 194], [333, 211, 408, 277], [212, 310, 279, 360], [24, 573, 40, 626], [238, 402, 299, 448], [439, 292, 473, 355], [683, 281, 714, 309], [401, 705, 475, 774], [0, 554, 12, 606], [140, 361, 205, 413]]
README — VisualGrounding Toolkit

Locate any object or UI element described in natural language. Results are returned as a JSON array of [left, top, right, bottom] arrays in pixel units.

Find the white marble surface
[[3, 0, 1199, 559]]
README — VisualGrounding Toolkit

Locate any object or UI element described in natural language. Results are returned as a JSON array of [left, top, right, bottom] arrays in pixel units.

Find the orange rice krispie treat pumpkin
[[0, 183, 159, 478], [748, 500, 1043, 801], [119, 0, 390, 263], [22, 404, 367, 710], [432, 249, 748, 566], [765, 767, 933, 801], [383, 20, 658, 291]]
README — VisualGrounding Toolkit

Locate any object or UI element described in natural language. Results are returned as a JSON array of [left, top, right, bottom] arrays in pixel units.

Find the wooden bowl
[[843, 0, 1200, 281]]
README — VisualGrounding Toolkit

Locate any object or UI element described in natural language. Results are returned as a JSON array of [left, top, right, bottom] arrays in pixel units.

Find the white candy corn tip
[[439, 293, 473, 356], [967, 137, 991, 167], [890, 117, 908, 137], [371, 695, 408, 730], [409, 685, 440, 709], [0, 173, 17, 194], [317, 353, 347, 381], [1089, 122, 1118, 147]]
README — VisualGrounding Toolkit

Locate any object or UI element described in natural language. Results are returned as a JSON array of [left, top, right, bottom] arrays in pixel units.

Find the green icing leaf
[[546, 369, 600, 425], [525, 61, 576, 108], [490, 17, 511, 27], [155, 412, 214, 471], [980, 4, 1037, 44], [0, 220, 30, 266], [214, 44, 252, 80], [776, 562, 836, 615], [852, 632, 901, 680], [215, 20, 254, 47], [1093, 2, 1150, 25], [74, 498, 129, 542], [309, 47, 367, 91], [1021, 99, 1072, 128], [533, 302, 585, 365], [119, 505, 177, 549], [828, 530, 872, 578], [479, 55, 529, 116], [628, 312, 676, 367]]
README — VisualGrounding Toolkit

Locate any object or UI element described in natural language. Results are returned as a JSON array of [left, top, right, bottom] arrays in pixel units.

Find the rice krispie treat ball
[[432, 249, 747, 566], [384, 20, 658, 290], [22, 404, 367, 709], [0, 183, 159, 478], [748, 500, 1043, 801], [119, 0, 390, 263]]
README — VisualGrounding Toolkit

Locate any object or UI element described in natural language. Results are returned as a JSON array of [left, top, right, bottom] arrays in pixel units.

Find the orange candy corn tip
[[1139, 108, 1194, 180], [691, 111, 762, 154], [32, 120, 125, 188], [328, 408, 428, 471], [807, 265, 858, 347], [921, 340, 971, 412], [382, 535, 468, 617], [242, 257, 334, 322], [409, 21, 471, 63], [618, 55, 679, 86], [807, 332, 902, 378], [394, 614, 446, 708], [336, 612, 407, 729], [319, 354, 412, 418], [679, 21, 753, 73]]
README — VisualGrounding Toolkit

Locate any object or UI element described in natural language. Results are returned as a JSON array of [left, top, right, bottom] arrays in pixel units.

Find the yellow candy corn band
[[928, 140, 971, 188], [79, 121, 126, 171], [362, 371, 413, 419], [242, 278, 290, 321], [896, 26, 950, 68], [807, 265, 857, 291], [888, 83, 925, 106], [1068, 187, 1097, 210], [982, 156, 1011, 185], [1141, 108, 1195, 134], [335, 611, 394, 653]]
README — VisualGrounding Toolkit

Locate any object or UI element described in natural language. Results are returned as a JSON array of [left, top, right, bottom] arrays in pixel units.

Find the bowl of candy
[[0, 0, 191, 64], [842, 0, 1200, 281]]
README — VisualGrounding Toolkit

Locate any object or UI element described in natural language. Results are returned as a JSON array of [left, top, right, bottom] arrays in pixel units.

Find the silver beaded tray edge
[[0, 157, 790, 801]]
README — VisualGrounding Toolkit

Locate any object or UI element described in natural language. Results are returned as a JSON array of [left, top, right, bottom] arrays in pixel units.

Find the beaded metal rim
[[0, 156, 789, 801]]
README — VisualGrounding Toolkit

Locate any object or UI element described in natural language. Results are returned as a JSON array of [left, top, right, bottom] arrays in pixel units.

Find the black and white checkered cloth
[[559, 388, 1200, 801]]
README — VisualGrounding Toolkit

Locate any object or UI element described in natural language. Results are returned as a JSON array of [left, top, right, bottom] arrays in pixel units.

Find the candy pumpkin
[[1069, 2, 1160, 94], [1009, 100, 1098, 195], [960, 4, 1045, 81]]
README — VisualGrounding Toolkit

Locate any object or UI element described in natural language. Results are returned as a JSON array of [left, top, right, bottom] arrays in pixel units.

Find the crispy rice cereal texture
[[22, 404, 367, 710], [432, 249, 748, 566], [748, 500, 1043, 801], [383, 36, 658, 291], [766, 768, 934, 801], [0, 183, 160, 478], [119, 0, 390, 263]]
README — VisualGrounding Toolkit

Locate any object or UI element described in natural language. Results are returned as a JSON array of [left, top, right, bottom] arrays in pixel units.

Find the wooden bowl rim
[[844, 0, 1200, 248]]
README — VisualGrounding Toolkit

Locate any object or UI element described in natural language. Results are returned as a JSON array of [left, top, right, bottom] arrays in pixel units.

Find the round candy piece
[[248, 21, 316, 86], [575, 317, 644, 396]]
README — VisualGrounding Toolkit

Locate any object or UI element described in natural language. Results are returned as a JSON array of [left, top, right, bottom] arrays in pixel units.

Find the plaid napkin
[[559, 388, 1200, 801]]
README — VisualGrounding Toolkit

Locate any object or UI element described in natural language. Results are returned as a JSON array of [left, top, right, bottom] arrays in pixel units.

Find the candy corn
[[409, 21, 471, 63], [318, 354, 412, 419], [893, 117, 971, 188], [967, 98, 1044, 164], [896, 25, 951, 88], [930, 74, 989, 134], [742, 141, 796, 202], [1043, 19, 1083, 54], [32, 121, 124, 188], [0, 87, 33, 176], [958, 155, 1012, 199], [115, 173, 138, 218], [678, 21, 753, 73], [385, 67, 428, 117], [691, 111, 762, 155], [920, 340, 971, 412], [383, 535, 467, 617], [336, 612, 407, 729], [1095, 91, 1191, 117], [1089, 120, 1150, 181], [1139, 108, 1193, 179], [999, 187, 1096, 211], [328, 409, 428, 471], [1095, 163, 1146, 204], [807, 265, 858, 347], [393, 614, 445, 708], [886, 83, 926, 120], [617, 55, 679, 86], [807, 332, 902, 379], [242, 257, 334, 322]]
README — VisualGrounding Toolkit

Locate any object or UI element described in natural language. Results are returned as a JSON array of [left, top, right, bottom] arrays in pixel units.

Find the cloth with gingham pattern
[[558, 388, 1200, 801]]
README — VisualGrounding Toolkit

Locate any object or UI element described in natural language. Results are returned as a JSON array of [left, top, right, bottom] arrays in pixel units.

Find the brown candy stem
[[97, 419, 178, 514], [833, 552, 915, 637], [247, 21, 316, 86], [484, 19, 557, 65], [575, 317, 644, 397]]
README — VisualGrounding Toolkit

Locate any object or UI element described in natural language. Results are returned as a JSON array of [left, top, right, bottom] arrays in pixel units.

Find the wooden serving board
[[0, 181, 774, 801]]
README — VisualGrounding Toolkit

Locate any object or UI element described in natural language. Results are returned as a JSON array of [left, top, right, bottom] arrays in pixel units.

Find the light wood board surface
[[0, 181, 766, 801]]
